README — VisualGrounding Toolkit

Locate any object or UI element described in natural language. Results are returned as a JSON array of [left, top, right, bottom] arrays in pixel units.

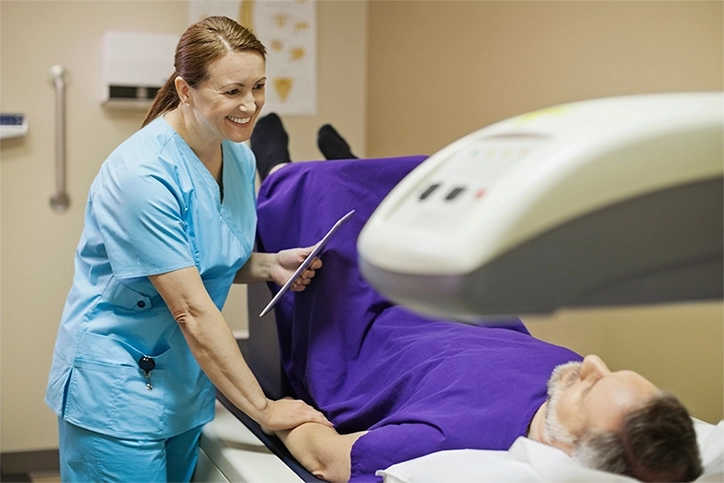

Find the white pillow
[[377, 419, 723, 483]]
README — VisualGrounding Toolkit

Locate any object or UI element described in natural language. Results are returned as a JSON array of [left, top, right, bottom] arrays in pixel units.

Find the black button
[[420, 183, 440, 200], [136, 300, 146, 308], [445, 187, 466, 200]]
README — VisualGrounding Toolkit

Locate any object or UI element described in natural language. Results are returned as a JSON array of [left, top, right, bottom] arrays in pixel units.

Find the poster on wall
[[188, 0, 317, 116]]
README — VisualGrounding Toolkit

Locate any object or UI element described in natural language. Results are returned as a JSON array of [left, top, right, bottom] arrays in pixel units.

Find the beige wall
[[1, 0, 722, 456], [0, 0, 367, 452], [367, 0, 723, 424], [367, 0, 723, 157]]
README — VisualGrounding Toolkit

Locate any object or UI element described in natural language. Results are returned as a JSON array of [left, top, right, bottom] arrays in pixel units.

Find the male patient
[[251, 115, 703, 483], [277, 358, 700, 483]]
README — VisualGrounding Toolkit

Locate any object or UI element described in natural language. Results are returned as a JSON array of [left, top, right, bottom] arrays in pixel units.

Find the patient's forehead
[[585, 370, 658, 432]]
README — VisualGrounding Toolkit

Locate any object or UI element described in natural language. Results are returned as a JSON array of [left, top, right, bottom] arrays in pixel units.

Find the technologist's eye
[[225, 89, 240, 96], [254, 83, 266, 91]]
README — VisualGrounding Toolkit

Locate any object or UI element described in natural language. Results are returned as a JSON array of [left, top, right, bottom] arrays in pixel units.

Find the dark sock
[[251, 113, 291, 181], [317, 124, 357, 160]]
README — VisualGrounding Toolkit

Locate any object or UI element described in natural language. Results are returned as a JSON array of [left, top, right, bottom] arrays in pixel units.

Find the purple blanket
[[256, 157, 582, 482]]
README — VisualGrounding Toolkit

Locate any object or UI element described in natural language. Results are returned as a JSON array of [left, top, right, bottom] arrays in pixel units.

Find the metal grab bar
[[49, 64, 70, 212]]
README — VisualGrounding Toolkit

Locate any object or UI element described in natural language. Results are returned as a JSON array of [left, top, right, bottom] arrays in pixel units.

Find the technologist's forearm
[[177, 306, 271, 422], [149, 267, 271, 423]]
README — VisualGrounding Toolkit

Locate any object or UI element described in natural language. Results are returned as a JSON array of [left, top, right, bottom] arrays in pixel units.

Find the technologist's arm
[[149, 266, 331, 432]]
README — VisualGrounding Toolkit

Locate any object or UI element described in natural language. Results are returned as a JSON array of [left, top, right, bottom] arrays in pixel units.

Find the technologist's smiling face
[[543, 355, 659, 452], [188, 50, 266, 144]]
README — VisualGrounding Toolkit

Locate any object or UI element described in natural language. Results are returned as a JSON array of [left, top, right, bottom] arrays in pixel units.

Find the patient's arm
[[275, 423, 367, 482]]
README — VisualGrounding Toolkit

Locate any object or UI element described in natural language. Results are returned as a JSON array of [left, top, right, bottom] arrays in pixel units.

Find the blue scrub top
[[45, 117, 258, 439]]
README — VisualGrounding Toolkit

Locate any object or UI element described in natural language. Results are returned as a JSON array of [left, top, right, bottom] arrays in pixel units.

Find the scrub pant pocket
[[58, 417, 203, 483]]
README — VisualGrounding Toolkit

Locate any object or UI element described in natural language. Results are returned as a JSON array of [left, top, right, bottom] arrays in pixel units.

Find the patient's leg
[[251, 113, 291, 181], [275, 423, 367, 482], [317, 124, 357, 160]]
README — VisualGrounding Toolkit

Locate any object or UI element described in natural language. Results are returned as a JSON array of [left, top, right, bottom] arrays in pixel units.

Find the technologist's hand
[[273, 246, 323, 292], [259, 397, 333, 434]]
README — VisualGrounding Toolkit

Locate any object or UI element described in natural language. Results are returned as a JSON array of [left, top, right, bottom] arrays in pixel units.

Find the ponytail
[[142, 73, 180, 127]]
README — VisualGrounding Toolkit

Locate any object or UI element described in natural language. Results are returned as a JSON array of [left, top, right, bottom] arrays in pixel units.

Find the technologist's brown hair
[[142, 16, 266, 127], [573, 392, 703, 482]]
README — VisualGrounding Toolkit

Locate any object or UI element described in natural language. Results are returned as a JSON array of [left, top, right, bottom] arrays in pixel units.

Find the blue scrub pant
[[58, 418, 203, 483]]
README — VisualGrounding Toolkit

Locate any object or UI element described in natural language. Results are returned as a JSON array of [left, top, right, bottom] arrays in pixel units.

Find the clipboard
[[259, 209, 355, 317]]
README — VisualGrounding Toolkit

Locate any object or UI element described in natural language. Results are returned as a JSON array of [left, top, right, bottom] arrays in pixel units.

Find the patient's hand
[[273, 246, 323, 291], [259, 397, 333, 434]]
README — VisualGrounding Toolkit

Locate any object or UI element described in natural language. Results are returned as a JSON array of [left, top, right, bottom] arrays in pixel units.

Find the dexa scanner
[[358, 92, 723, 321]]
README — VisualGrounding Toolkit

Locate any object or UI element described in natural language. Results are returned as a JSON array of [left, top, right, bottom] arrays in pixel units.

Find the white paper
[[259, 210, 355, 318]]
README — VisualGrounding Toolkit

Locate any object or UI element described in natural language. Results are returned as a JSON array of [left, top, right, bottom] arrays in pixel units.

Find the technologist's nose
[[580, 354, 610, 381], [238, 93, 256, 114]]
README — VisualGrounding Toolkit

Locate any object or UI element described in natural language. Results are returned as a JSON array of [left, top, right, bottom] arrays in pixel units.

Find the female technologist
[[45, 16, 331, 483]]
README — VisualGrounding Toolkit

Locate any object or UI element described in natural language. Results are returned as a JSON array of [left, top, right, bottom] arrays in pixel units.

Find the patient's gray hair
[[572, 392, 703, 482]]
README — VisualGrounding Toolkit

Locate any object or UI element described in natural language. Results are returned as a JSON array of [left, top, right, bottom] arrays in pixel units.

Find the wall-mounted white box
[[102, 31, 178, 110], [0, 113, 28, 140]]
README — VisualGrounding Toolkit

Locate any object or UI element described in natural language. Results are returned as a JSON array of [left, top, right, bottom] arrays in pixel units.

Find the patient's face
[[543, 355, 659, 450]]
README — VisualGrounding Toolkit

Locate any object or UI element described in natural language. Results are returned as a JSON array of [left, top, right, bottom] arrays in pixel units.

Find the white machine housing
[[358, 92, 723, 321], [102, 31, 177, 109]]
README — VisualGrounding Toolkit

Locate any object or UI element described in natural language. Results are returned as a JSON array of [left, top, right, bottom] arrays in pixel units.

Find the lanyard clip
[[138, 356, 155, 390]]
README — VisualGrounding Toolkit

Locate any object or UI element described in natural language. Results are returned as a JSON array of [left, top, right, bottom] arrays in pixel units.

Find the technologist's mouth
[[227, 116, 252, 125]]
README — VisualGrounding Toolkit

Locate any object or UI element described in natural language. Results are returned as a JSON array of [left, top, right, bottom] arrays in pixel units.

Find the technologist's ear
[[174, 76, 192, 107]]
